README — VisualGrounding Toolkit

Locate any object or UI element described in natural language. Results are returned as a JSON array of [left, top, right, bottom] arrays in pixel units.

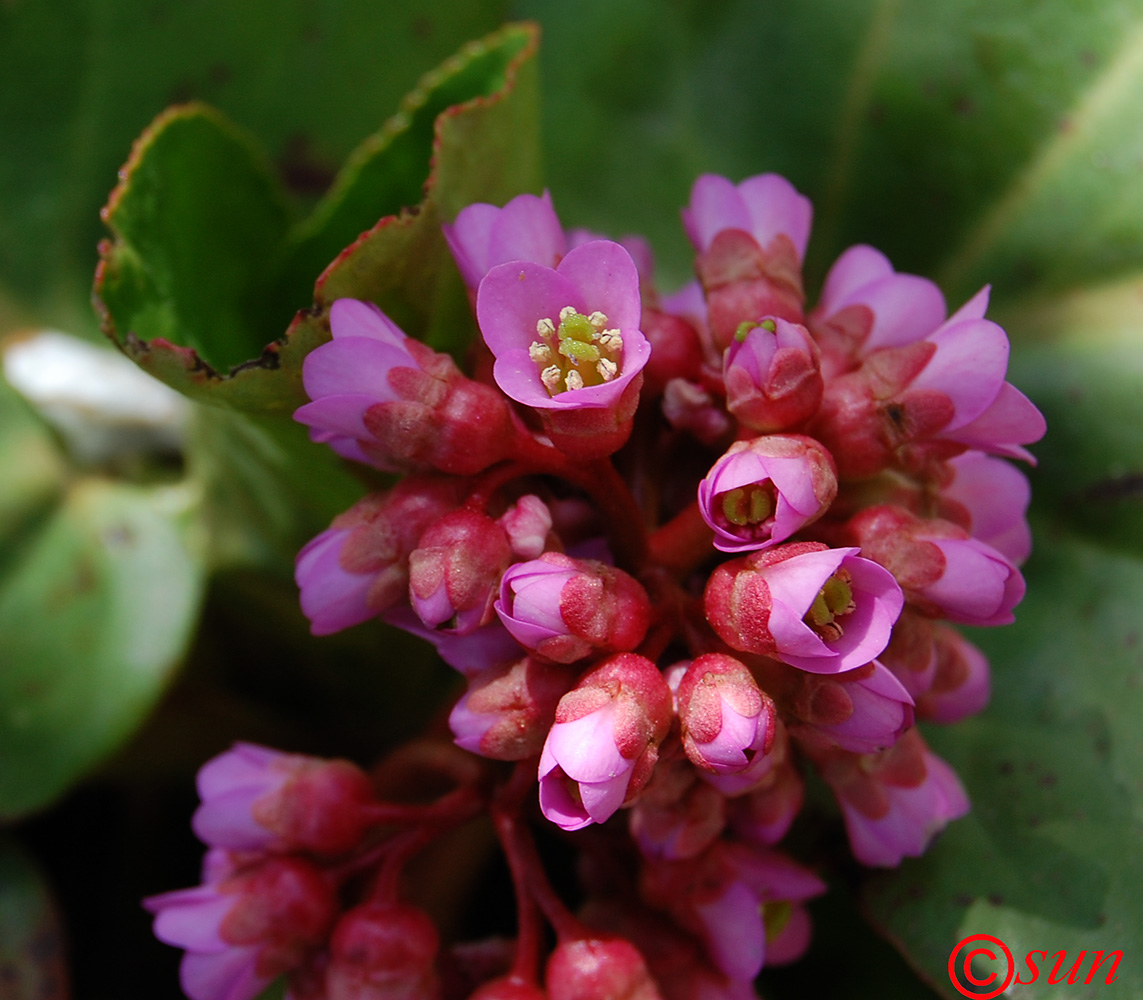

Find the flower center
[[530, 306, 624, 395], [718, 484, 775, 529], [804, 570, 856, 642]]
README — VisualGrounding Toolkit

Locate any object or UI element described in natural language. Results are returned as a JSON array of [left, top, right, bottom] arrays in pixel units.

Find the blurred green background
[[2, 1, 1143, 997]]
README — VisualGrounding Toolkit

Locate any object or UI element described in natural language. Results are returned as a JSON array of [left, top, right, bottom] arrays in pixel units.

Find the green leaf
[[0, 478, 205, 819], [94, 22, 540, 412], [282, 21, 541, 363], [95, 104, 295, 387], [863, 529, 1143, 997], [517, 0, 1143, 302], [0, 0, 512, 334], [0, 837, 67, 999]]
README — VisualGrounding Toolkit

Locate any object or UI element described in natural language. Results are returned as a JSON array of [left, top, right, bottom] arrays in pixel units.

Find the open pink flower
[[704, 542, 904, 673], [538, 654, 673, 831], [682, 174, 812, 261], [476, 241, 651, 456], [698, 435, 837, 553], [818, 729, 969, 867], [295, 298, 513, 475], [443, 191, 567, 293]]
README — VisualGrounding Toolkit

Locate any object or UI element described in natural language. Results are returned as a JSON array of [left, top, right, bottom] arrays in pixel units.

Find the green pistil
[[804, 571, 856, 641], [720, 485, 773, 527], [532, 306, 623, 396], [734, 318, 778, 342]]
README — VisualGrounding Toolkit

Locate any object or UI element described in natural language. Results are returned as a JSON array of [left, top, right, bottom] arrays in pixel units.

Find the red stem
[[492, 764, 544, 983], [647, 500, 714, 577]]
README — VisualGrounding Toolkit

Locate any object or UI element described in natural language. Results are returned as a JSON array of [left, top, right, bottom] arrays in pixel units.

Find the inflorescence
[[146, 174, 1045, 1000]]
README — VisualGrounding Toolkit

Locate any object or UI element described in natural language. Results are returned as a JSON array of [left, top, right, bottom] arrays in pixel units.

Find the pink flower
[[496, 552, 651, 664], [192, 743, 376, 855], [538, 654, 673, 831], [295, 477, 462, 636], [939, 451, 1032, 564], [639, 842, 824, 982], [682, 174, 812, 261], [325, 903, 440, 1000], [545, 937, 661, 1000], [788, 661, 914, 754], [704, 542, 904, 673], [915, 625, 991, 724], [726, 738, 804, 846], [697, 435, 837, 553], [294, 298, 513, 475], [449, 656, 575, 760], [144, 858, 337, 1000], [384, 609, 525, 677], [443, 191, 566, 292], [723, 318, 823, 432], [476, 241, 652, 457], [845, 505, 1025, 626], [809, 244, 946, 376], [628, 758, 728, 861], [818, 728, 969, 867], [675, 654, 775, 774]]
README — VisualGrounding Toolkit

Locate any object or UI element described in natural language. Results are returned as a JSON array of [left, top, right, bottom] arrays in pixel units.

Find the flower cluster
[[148, 172, 1043, 1000]]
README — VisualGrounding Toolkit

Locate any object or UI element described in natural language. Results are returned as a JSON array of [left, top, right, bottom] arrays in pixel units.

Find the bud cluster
[[150, 171, 1044, 1000]]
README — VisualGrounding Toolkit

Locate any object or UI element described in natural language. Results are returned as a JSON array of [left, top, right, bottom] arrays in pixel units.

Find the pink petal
[[537, 768, 593, 831], [818, 245, 894, 314], [943, 452, 1032, 563], [695, 882, 767, 981], [151, 890, 231, 951], [856, 273, 947, 351], [545, 707, 626, 784], [939, 382, 1046, 458], [301, 337, 411, 401], [555, 240, 642, 332], [329, 299, 407, 347], [683, 174, 747, 251], [293, 394, 375, 440], [477, 260, 583, 357], [579, 771, 633, 824], [737, 173, 813, 261], [926, 539, 1023, 625], [180, 947, 270, 1000], [909, 320, 1010, 429]]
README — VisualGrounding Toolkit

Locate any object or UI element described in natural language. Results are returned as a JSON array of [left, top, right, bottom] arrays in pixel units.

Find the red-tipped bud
[[296, 476, 464, 635], [408, 509, 513, 633], [326, 902, 440, 1000], [697, 434, 837, 553], [675, 654, 774, 774], [723, 318, 823, 432], [788, 661, 914, 754], [193, 743, 376, 855], [545, 937, 662, 1000], [496, 553, 652, 664], [296, 298, 514, 476], [843, 504, 1025, 625], [538, 653, 673, 831], [703, 542, 903, 672], [497, 494, 555, 560], [449, 656, 576, 761]]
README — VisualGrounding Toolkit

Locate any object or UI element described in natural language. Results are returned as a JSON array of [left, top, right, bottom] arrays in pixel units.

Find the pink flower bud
[[295, 299, 514, 475], [788, 661, 914, 754], [704, 542, 904, 672], [639, 842, 824, 983], [449, 656, 575, 760], [443, 191, 567, 293], [475, 242, 652, 458], [939, 451, 1032, 564], [845, 505, 1025, 625], [726, 734, 804, 846], [545, 937, 662, 1000], [144, 857, 337, 1000], [496, 553, 651, 664], [675, 654, 774, 774], [817, 728, 969, 867], [192, 743, 376, 855], [697, 435, 837, 553], [407, 509, 513, 633], [723, 318, 823, 432], [684, 174, 812, 349], [809, 244, 946, 377], [628, 756, 728, 861], [538, 653, 673, 830], [325, 902, 440, 1000], [295, 477, 463, 635], [876, 608, 938, 699], [915, 625, 990, 723], [497, 494, 554, 560]]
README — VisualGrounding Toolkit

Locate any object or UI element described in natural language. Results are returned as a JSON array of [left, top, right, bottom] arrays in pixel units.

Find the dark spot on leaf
[[1096, 913, 1107, 926], [209, 62, 233, 86], [998, 760, 1013, 775], [167, 78, 197, 105], [953, 95, 974, 115], [412, 15, 433, 39], [1039, 773, 1058, 788], [868, 102, 886, 126], [954, 893, 972, 907], [1079, 472, 1143, 503], [1126, 631, 1138, 647], [988, 893, 1004, 906], [103, 525, 135, 549], [1080, 49, 1098, 68], [278, 133, 336, 197], [1028, 815, 1041, 827]]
